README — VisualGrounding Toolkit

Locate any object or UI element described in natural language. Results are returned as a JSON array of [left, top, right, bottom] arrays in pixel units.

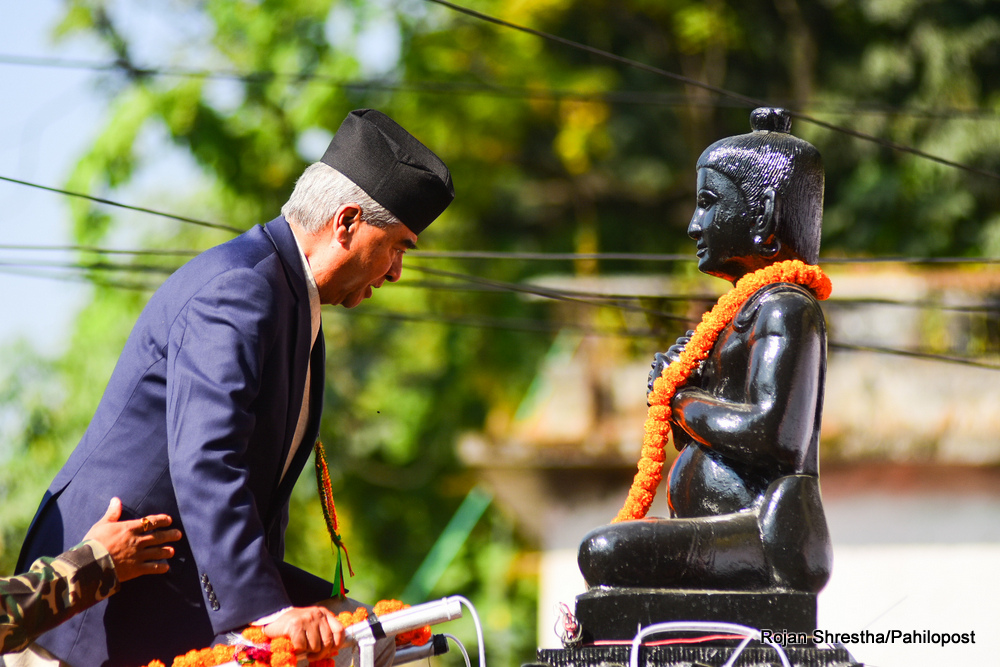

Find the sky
[[0, 1, 104, 353], [0, 1, 404, 356]]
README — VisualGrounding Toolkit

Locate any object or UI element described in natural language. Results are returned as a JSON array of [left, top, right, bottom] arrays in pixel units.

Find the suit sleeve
[[0, 541, 118, 654], [165, 268, 292, 634]]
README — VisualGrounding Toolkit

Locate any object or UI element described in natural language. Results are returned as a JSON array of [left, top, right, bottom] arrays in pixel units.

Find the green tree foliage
[[3, 0, 1000, 663]]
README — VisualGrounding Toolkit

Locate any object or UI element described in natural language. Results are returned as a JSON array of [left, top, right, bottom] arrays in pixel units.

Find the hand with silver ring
[[83, 497, 182, 582]]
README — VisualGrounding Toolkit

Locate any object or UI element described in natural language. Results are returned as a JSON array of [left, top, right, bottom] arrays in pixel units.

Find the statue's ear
[[752, 188, 780, 258]]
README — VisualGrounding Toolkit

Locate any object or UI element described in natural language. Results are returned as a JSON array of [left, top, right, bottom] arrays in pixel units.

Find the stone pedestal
[[575, 588, 817, 643], [527, 588, 864, 667]]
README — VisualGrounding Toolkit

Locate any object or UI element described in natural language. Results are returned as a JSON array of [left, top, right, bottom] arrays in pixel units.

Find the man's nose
[[385, 255, 403, 283]]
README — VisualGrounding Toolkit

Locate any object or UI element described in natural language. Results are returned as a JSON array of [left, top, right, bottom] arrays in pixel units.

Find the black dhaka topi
[[321, 109, 454, 234]]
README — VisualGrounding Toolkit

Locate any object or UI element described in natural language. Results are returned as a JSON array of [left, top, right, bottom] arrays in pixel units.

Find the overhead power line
[[411, 250, 1000, 265], [829, 342, 1000, 371], [338, 307, 1000, 371], [0, 266, 158, 292], [0, 259, 175, 275], [5, 250, 1000, 314], [4, 254, 999, 369], [0, 243, 199, 257], [3, 53, 998, 121], [0, 174, 243, 234], [9, 241, 1000, 266], [424, 0, 1000, 182]]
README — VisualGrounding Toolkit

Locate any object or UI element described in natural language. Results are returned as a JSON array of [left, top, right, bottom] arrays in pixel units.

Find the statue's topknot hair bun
[[750, 107, 792, 134]]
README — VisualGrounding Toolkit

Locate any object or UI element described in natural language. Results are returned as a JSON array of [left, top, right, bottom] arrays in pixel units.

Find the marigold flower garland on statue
[[613, 259, 832, 523]]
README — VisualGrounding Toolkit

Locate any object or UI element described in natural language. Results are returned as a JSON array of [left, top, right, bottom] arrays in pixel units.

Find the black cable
[[333, 306, 659, 338], [0, 243, 199, 257], [406, 264, 696, 322], [5, 252, 1000, 315], [9, 243, 1000, 268], [411, 250, 1000, 265], [424, 0, 1000, 182], [5, 257, 997, 369], [330, 306, 1000, 370], [0, 266, 158, 291], [410, 250, 693, 261], [9, 243, 1000, 267], [0, 259, 176, 275], [829, 342, 1000, 371], [3, 53, 999, 121], [0, 174, 243, 234], [821, 256, 1000, 265]]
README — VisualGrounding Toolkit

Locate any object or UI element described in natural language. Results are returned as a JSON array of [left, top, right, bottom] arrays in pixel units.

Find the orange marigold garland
[[613, 259, 832, 523], [139, 603, 432, 667], [374, 599, 432, 647], [314, 440, 354, 597]]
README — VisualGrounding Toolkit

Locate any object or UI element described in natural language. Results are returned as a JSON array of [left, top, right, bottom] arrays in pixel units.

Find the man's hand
[[263, 606, 345, 661], [82, 497, 182, 582]]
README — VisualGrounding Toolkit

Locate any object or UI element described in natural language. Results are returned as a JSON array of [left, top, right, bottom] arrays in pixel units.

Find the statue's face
[[688, 167, 756, 282]]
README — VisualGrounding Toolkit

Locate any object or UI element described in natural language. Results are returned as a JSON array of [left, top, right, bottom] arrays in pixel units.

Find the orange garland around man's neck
[[613, 259, 832, 523]]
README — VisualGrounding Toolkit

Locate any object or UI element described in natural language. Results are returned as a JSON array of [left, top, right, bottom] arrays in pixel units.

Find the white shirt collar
[[289, 226, 322, 346]]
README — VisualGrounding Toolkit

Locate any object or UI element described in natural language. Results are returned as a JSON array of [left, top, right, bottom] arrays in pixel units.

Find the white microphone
[[345, 597, 463, 645]]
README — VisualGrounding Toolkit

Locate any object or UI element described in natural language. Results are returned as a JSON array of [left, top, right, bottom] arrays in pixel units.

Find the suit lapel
[[261, 217, 314, 500], [273, 330, 326, 506]]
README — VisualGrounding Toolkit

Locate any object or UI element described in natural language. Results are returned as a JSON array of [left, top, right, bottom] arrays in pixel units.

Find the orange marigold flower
[[613, 260, 831, 523], [242, 626, 268, 644], [372, 599, 406, 615], [372, 600, 432, 647]]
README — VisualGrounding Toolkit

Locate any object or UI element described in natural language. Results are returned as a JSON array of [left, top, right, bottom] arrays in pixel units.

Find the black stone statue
[[578, 108, 832, 600]]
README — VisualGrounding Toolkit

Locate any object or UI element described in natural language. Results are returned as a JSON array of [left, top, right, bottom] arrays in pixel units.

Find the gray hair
[[281, 162, 400, 232]]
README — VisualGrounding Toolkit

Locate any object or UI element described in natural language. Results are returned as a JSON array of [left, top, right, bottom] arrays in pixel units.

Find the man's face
[[688, 167, 755, 282], [337, 220, 417, 308]]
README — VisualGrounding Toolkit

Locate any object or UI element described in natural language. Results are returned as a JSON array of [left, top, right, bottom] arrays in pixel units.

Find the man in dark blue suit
[[11, 109, 454, 667]]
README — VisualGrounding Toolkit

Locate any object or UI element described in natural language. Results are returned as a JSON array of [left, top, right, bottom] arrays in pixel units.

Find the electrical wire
[[13, 241, 1000, 266], [0, 258, 175, 275], [442, 634, 472, 667], [338, 307, 1000, 370], [829, 342, 1000, 370], [338, 305, 663, 338], [12, 246, 1000, 316], [0, 243, 199, 257], [407, 264, 711, 322], [626, 621, 791, 667], [5, 252, 1000, 369], [10, 240, 1000, 269], [5, 246, 1000, 327], [3, 53, 999, 122], [0, 174, 243, 234], [424, 0, 1000, 182], [0, 265, 157, 291], [451, 596, 486, 667]]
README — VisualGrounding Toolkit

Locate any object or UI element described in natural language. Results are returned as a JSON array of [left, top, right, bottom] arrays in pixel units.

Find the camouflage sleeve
[[0, 540, 120, 654]]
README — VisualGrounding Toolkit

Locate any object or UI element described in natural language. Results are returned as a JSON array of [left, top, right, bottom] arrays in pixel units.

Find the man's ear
[[332, 204, 362, 245], [753, 188, 780, 257]]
